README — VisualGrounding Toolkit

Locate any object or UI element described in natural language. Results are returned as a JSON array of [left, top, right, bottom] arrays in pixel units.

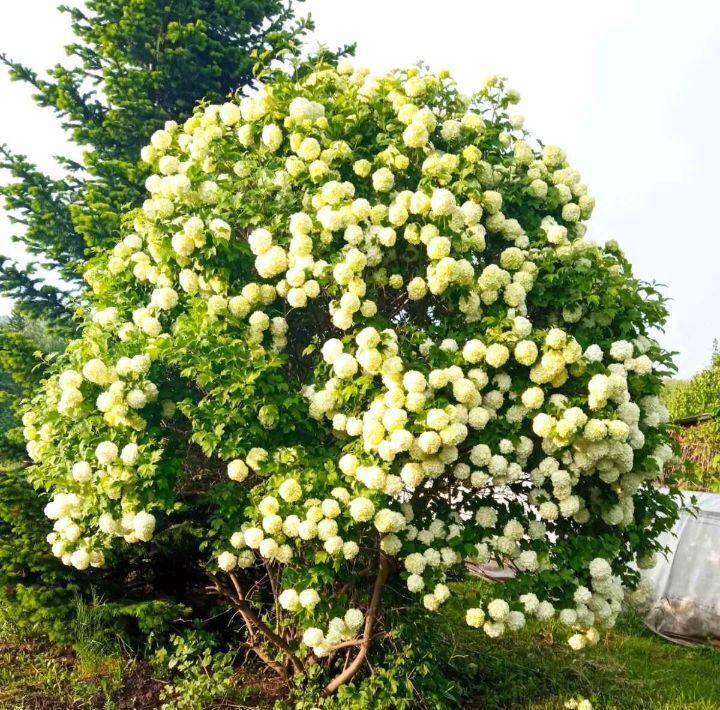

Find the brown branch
[[323, 554, 391, 696], [245, 644, 286, 677], [210, 579, 258, 645], [231, 639, 285, 677], [327, 631, 390, 652], [264, 560, 282, 633], [228, 573, 305, 675], [210, 576, 297, 677]]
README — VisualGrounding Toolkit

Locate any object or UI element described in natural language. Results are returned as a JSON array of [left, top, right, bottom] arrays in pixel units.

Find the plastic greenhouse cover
[[640, 489, 720, 646]]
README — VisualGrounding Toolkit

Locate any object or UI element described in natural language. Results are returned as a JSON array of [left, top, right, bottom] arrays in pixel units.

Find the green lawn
[[440, 592, 720, 709], [1, 593, 719, 709]]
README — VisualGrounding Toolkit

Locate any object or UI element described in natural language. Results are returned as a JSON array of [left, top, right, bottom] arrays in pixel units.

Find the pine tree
[[0, 0, 329, 327]]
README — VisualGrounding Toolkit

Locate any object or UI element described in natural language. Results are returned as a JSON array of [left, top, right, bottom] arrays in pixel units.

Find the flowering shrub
[[23, 60, 678, 693]]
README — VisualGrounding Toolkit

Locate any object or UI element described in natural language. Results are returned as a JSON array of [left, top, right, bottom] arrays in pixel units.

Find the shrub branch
[[323, 553, 391, 695]]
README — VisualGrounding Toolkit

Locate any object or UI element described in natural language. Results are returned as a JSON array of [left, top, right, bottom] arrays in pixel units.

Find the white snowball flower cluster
[[298, 607, 365, 657]]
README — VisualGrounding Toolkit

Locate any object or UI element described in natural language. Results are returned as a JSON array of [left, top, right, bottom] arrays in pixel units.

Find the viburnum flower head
[[24, 61, 677, 692]]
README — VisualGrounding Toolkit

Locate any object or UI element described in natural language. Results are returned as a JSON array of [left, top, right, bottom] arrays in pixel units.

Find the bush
[[0, 458, 192, 648], [0, 314, 64, 455], [664, 343, 720, 489], [0, 458, 83, 641], [665, 341, 720, 420], [153, 628, 239, 709], [24, 61, 678, 696]]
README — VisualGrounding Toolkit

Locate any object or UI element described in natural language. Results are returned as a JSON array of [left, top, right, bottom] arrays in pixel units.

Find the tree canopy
[[25, 61, 679, 695]]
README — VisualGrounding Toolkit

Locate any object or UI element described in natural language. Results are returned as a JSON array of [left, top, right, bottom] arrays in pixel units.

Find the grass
[[1, 588, 719, 709], [0, 611, 161, 709], [436, 586, 720, 709], [0, 642, 127, 709]]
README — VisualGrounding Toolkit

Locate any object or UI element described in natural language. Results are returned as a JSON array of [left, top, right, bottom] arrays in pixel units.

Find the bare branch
[[323, 554, 391, 695], [227, 573, 305, 674]]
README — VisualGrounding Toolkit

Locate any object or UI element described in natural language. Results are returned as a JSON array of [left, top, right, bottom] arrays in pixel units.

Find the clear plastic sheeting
[[640, 490, 720, 646]]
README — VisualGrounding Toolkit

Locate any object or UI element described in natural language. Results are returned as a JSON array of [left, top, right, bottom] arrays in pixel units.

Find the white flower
[[95, 441, 118, 465], [237, 550, 256, 568], [219, 102, 241, 125], [559, 609, 578, 626], [610, 340, 634, 361], [258, 497, 279, 516], [71, 461, 93, 483], [126, 389, 147, 409], [430, 188, 456, 216], [485, 343, 510, 368], [291, 135, 318, 161], [342, 541, 359, 559], [299, 588, 320, 609], [249, 311, 270, 331], [521, 387, 544, 409], [255, 245, 288, 278], [536, 601, 555, 620], [517, 550, 538, 572], [218, 551, 237, 571], [227, 459, 248, 482], [58, 370, 83, 390], [403, 371, 427, 393], [374, 509, 405, 533], [261, 124, 283, 151], [321, 339, 344, 364], [462, 110, 484, 131], [507, 611, 526, 630], [441, 119, 462, 141], [303, 627, 325, 647], [259, 538, 279, 559], [244, 527, 264, 548], [289, 97, 324, 122], [133, 511, 156, 542], [150, 129, 171, 150], [372, 168, 395, 192], [82, 358, 108, 384], [279, 478, 302, 502], [462, 340, 486, 364], [349, 498, 375, 523], [344, 608, 364, 632], [333, 353, 358, 379], [487, 598, 510, 621], [249, 228, 273, 255], [426, 236, 451, 261], [407, 574, 425, 593], [475, 507, 498, 527], [466, 607, 485, 628], [483, 621, 505, 638], [92, 307, 119, 327], [568, 633, 587, 651], [279, 589, 300, 611], [562, 203, 581, 222], [70, 548, 91, 570], [98, 513, 118, 535], [434, 583, 450, 603], [589, 557, 612, 579], [423, 593, 441, 611], [403, 122, 429, 148]]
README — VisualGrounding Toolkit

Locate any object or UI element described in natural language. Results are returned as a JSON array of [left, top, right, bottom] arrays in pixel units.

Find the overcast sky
[[1, 0, 719, 378]]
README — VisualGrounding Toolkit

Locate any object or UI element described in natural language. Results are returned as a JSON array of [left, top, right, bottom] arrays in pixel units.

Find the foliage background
[[663, 342, 720, 491]]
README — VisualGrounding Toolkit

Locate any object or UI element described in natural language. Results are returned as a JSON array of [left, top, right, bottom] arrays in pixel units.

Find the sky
[[1, 0, 719, 378]]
